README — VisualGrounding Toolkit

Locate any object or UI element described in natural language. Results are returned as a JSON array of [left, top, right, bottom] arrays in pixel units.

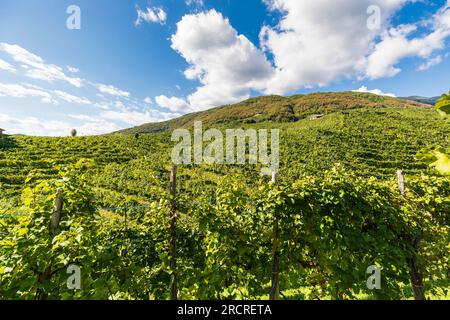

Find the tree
[[71, 129, 77, 137]]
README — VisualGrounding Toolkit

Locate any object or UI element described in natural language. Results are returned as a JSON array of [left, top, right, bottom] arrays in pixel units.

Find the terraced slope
[[118, 92, 430, 134], [1, 97, 448, 208]]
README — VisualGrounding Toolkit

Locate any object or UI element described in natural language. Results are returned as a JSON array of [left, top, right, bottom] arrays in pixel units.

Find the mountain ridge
[[400, 96, 439, 105], [118, 92, 432, 134]]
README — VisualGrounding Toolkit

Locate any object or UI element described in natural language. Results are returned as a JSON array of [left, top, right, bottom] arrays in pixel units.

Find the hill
[[1, 94, 447, 205], [1, 91, 449, 300], [400, 96, 440, 105], [118, 92, 430, 134]]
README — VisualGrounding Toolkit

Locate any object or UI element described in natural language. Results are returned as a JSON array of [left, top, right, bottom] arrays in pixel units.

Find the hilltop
[[118, 92, 430, 134]]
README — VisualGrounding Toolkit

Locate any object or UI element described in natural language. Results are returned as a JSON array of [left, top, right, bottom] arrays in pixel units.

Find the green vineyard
[[0, 93, 449, 300]]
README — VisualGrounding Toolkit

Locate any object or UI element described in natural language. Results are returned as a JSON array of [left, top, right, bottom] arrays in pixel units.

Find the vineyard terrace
[[171, 121, 279, 175]]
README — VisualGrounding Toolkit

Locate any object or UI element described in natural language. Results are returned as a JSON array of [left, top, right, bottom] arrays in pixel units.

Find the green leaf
[[430, 151, 450, 175], [435, 91, 450, 115]]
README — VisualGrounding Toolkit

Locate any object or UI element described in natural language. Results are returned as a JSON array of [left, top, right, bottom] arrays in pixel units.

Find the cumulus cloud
[[352, 86, 396, 97], [0, 43, 84, 87], [135, 6, 167, 26], [95, 83, 130, 98], [0, 82, 55, 104], [167, 1, 449, 107], [170, 9, 274, 110], [0, 58, 16, 73], [155, 95, 191, 112], [365, 3, 450, 79], [168, 2, 450, 109], [259, 0, 419, 94]]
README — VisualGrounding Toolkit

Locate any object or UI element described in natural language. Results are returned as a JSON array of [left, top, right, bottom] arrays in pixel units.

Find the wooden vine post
[[169, 165, 178, 300], [36, 189, 64, 300], [50, 189, 64, 232], [397, 170, 425, 300], [397, 170, 405, 195], [269, 171, 280, 300]]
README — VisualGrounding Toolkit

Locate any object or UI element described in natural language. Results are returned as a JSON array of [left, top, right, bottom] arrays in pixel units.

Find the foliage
[[0, 95, 449, 300], [1, 163, 448, 300], [415, 90, 450, 175], [435, 91, 450, 116]]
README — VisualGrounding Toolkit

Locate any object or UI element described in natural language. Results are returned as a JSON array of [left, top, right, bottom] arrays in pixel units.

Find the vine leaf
[[430, 151, 450, 175], [435, 91, 450, 115]]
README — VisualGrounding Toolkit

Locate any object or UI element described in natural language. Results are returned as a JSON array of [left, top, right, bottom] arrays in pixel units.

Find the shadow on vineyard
[[0, 93, 449, 300], [0, 136, 18, 151]]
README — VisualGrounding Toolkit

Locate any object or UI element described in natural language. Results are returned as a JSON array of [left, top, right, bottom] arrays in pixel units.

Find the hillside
[[118, 92, 430, 134], [1, 91, 449, 300], [1, 99, 447, 205]]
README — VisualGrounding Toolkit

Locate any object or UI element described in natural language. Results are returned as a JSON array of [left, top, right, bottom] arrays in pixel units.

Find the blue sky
[[0, 0, 449, 136]]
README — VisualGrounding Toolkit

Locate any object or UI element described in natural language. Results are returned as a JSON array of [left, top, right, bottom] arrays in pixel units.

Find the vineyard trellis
[[2, 164, 448, 300]]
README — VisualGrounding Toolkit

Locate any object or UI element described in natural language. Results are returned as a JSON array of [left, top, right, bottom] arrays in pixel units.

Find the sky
[[0, 0, 449, 136]]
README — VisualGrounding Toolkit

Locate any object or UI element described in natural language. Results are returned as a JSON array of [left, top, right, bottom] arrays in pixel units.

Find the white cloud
[[68, 114, 100, 122], [168, 2, 450, 109], [171, 9, 274, 110], [259, 0, 419, 94], [365, 2, 450, 79], [352, 86, 396, 97], [0, 43, 84, 87], [155, 95, 191, 112], [0, 103, 178, 136], [362, 1, 450, 79], [186, 0, 204, 6], [0, 43, 174, 136], [144, 96, 153, 104], [135, 6, 167, 26], [114, 100, 127, 110], [0, 58, 16, 73], [67, 66, 80, 73], [0, 82, 55, 104], [100, 109, 179, 126], [0, 113, 122, 136], [165, 0, 449, 107], [95, 83, 130, 98], [53, 90, 92, 105], [417, 55, 443, 71], [0, 82, 94, 105], [93, 102, 111, 110]]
